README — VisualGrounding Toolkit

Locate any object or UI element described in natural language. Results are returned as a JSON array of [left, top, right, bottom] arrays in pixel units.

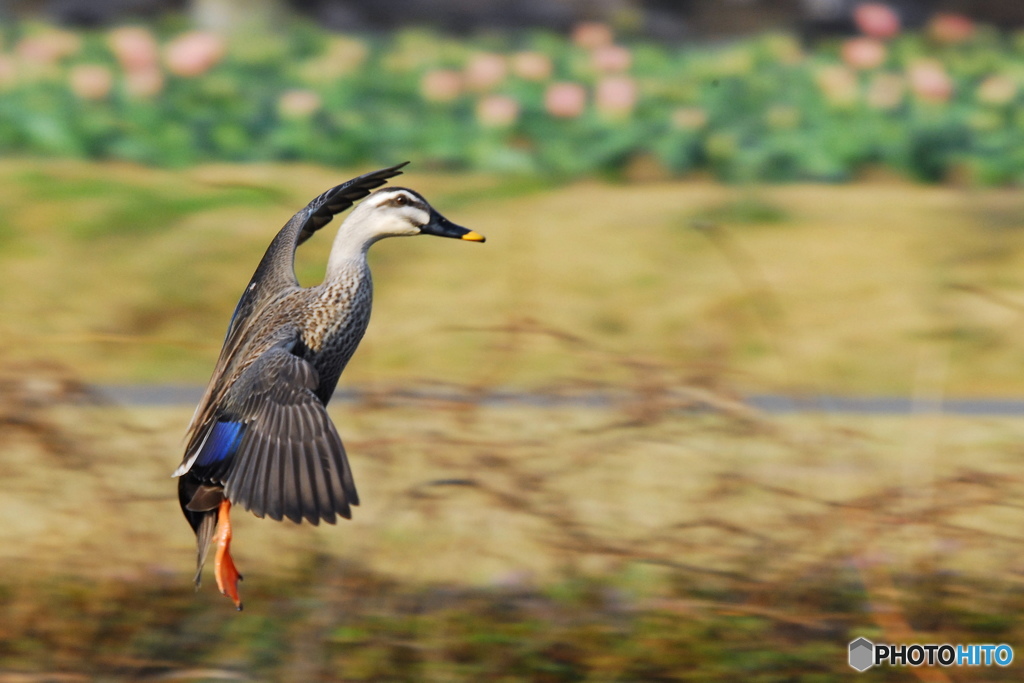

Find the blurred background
[[3, 0, 1024, 680]]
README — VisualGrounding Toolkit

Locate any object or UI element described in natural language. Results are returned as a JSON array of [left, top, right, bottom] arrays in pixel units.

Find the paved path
[[92, 385, 1024, 416]]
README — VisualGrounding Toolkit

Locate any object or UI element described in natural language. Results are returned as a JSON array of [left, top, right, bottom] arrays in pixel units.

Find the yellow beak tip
[[461, 231, 486, 243]]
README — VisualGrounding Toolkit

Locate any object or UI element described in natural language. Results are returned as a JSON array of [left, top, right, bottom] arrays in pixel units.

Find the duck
[[172, 163, 485, 609]]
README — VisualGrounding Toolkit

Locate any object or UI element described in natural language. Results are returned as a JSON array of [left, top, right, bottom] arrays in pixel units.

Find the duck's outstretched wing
[[178, 337, 359, 525], [181, 163, 407, 443]]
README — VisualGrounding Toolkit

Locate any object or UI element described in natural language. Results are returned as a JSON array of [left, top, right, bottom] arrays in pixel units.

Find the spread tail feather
[[179, 476, 224, 588], [193, 510, 217, 587]]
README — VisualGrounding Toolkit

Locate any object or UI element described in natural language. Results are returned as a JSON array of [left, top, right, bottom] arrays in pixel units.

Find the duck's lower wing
[[188, 342, 360, 525]]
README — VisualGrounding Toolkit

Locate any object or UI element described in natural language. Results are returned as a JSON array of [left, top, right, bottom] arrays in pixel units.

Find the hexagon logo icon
[[849, 637, 874, 672]]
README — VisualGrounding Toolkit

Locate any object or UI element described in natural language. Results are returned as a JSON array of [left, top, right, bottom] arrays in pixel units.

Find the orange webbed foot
[[214, 499, 244, 610]]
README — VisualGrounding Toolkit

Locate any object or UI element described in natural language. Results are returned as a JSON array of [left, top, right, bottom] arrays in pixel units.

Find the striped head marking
[[360, 187, 432, 236]]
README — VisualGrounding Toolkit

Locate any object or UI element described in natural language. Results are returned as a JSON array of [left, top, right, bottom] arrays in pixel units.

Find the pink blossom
[[124, 66, 164, 98], [572, 22, 613, 49], [928, 13, 975, 45], [108, 26, 159, 71], [16, 30, 81, 65], [815, 65, 859, 106], [324, 36, 368, 74], [464, 52, 506, 91], [476, 94, 519, 127], [544, 81, 587, 118], [15, 38, 51, 64], [69, 64, 113, 100], [164, 31, 225, 78], [866, 72, 904, 109], [854, 3, 901, 39], [420, 69, 462, 102], [907, 59, 953, 103], [0, 55, 17, 89], [671, 106, 707, 130], [299, 37, 368, 84], [278, 89, 322, 119], [591, 44, 632, 73], [510, 51, 552, 81], [841, 37, 886, 70], [595, 75, 636, 117]]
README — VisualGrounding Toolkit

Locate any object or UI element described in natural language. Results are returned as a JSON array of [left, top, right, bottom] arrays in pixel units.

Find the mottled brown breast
[[297, 262, 374, 403]]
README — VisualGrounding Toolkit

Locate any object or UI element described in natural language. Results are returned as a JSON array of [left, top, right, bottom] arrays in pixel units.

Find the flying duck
[[173, 163, 484, 609]]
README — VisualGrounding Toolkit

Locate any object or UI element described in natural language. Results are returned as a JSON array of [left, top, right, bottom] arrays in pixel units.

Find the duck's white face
[[358, 188, 432, 238]]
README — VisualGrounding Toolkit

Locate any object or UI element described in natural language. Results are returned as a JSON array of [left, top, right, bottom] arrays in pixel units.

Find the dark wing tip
[[297, 162, 412, 244]]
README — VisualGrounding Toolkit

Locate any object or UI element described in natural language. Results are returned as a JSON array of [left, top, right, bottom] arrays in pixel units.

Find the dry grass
[[4, 159, 1024, 394], [3, 364, 1024, 679], [3, 363, 1024, 595]]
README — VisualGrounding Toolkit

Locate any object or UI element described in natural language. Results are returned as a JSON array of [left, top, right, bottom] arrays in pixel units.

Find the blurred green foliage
[[1, 19, 1024, 183], [2, 557, 1015, 679], [4, 558, 1022, 681]]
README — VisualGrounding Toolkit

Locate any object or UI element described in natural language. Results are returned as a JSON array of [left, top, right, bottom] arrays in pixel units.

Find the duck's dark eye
[[394, 195, 408, 206]]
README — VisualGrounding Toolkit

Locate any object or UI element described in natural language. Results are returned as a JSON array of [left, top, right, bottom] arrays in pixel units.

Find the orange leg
[[214, 499, 243, 610]]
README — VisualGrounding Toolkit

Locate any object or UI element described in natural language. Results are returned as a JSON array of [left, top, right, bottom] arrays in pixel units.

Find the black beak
[[420, 211, 486, 242]]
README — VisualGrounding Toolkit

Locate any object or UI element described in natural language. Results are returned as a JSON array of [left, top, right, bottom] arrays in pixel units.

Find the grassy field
[[3, 392, 1024, 679], [5, 160, 1024, 679], [4, 159, 1024, 394]]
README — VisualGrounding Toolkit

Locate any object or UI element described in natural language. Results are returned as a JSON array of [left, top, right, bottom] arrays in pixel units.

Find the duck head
[[346, 186, 484, 243]]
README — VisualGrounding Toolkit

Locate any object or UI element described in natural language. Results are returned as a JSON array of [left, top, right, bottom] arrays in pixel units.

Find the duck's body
[[173, 164, 484, 608], [203, 259, 374, 412]]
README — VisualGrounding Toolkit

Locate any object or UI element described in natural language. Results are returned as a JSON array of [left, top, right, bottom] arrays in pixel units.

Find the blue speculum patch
[[196, 421, 245, 466]]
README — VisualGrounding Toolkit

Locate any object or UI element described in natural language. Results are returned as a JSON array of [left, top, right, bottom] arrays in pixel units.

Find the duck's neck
[[324, 214, 379, 281], [325, 240, 368, 281]]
